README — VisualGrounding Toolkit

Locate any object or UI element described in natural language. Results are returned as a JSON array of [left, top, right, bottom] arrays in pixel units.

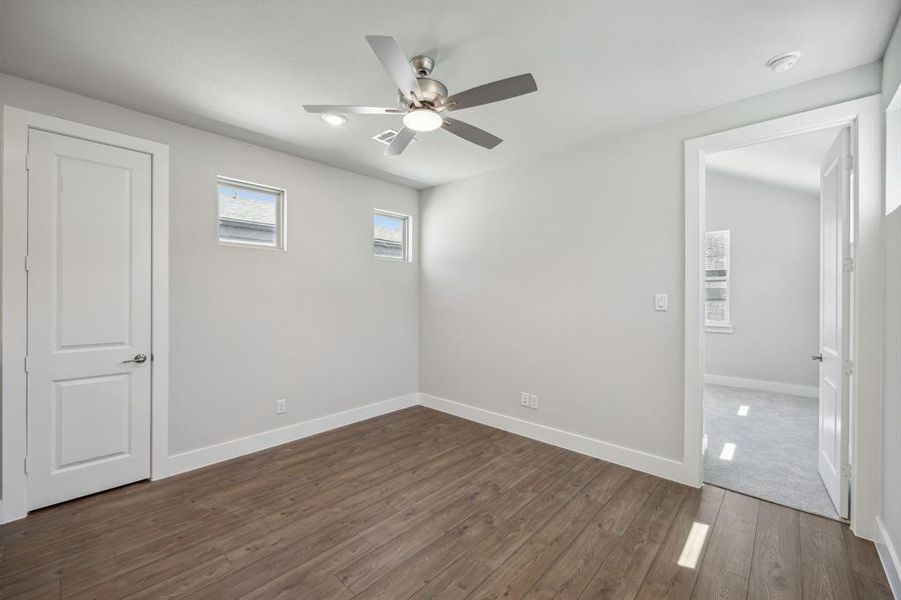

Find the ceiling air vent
[[372, 129, 399, 145], [371, 129, 419, 146]]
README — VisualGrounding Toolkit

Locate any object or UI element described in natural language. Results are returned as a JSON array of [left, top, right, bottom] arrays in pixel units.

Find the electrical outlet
[[529, 394, 539, 409], [276, 399, 286, 414], [521, 392, 531, 407]]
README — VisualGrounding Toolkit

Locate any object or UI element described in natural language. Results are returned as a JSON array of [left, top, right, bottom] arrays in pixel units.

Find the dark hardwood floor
[[0, 406, 892, 599]]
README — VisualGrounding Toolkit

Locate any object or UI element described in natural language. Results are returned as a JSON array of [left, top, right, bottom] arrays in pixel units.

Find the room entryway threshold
[[703, 384, 842, 521]]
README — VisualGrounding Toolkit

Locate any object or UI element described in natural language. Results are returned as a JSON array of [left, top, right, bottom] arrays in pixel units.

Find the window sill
[[218, 240, 285, 251], [706, 324, 734, 334], [374, 256, 413, 264]]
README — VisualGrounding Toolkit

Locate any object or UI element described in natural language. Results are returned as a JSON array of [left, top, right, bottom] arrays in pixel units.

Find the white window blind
[[705, 230, 731, 329]]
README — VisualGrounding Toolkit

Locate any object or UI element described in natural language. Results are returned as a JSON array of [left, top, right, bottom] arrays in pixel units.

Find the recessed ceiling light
[[321, 113, 348, 126], [766, 52, 801, 73]]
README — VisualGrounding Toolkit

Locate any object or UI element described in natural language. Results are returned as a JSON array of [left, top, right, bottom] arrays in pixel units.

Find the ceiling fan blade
[[441, 73, 537, 111], [385, 127, 416, 156], [303, 105, 403, 114], [365, 35, 423, 102], [441, 117, 503, 149]]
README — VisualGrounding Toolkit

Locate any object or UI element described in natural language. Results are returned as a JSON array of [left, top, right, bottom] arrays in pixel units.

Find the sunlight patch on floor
[[677, 521, 710, 569], [719, 442, 736, 461]]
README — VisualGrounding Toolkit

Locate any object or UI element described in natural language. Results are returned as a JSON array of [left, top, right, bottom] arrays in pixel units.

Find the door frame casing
[[1, 107, 170, 523], [684, 95, 884, 539]]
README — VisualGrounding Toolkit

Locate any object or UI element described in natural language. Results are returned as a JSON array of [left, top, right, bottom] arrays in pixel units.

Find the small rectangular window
[[373, 210, 410, 261], [705, 230, 732, 332], [218, 178, 285, 249]]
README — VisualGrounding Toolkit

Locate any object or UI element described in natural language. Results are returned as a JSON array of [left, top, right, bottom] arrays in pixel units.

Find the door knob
[[123, 353, 148, 364], [810, 353, 823, 362]]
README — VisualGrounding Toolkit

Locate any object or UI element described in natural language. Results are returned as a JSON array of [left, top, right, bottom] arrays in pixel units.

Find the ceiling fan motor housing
[[391, 55, 445, 108], [399, 75, 448, 108]]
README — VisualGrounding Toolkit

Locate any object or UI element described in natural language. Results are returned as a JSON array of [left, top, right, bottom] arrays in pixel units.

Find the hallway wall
[[704, 172, 820, 388]]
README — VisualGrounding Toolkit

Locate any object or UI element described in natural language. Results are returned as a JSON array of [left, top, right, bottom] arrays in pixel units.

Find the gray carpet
[[703, 384, 840, 520]]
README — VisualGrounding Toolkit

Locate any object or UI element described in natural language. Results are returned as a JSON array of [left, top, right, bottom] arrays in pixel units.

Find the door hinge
[[842, 257, 854, 273], [24, 255, 30, 271], [844, 154, 854, 172], [843, 360, 854, 375], [25, 154, 31, 171], [24, 456, 28, 474], [24, 356, 28, 372], [841, 463, 852, 478]]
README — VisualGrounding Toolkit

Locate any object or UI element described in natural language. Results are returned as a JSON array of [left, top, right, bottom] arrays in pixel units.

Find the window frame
[[216, 176, 287, 251], [373, 209, 412, 263], [704, 229, 733, 333]]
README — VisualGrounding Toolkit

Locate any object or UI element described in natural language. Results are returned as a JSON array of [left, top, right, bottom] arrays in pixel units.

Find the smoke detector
[[766, 52, 801, 73]]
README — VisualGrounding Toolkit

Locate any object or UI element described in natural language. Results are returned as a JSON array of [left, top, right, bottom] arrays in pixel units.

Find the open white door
[[816, 128, 851, 519], [26, 129, 153, 511]]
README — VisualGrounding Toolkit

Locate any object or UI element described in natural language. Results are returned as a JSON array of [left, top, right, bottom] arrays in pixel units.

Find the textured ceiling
[[0, 0, 897, 189]]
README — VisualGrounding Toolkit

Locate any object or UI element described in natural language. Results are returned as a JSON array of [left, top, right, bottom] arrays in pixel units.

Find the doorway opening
[[701, 127, 848, 520], [683, 95, 884, 538]]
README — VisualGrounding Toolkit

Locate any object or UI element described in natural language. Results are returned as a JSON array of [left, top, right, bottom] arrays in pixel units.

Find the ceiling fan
[[304, 35, 537, 156]]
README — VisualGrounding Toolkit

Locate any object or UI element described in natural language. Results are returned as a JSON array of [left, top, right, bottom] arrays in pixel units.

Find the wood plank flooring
[[0, 406, 892, 599]]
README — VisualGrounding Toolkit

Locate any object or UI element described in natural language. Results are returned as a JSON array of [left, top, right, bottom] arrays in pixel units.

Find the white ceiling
[[707, 127, 845, 193], [0, 1, 897, 189]]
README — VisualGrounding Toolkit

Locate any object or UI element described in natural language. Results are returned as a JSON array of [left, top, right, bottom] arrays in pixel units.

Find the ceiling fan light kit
[[403, 109, 443, 132], [303, 35, 537, 156]]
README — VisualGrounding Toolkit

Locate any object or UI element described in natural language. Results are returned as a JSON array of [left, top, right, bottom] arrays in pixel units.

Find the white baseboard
[[876, 517, 901, 599], [155, 393, 419, 480], [418, 393, 694, 487], [704, 374, 818, 399]]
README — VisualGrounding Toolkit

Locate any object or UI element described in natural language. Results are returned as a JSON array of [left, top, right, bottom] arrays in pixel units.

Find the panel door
[[817, 128, 851, 519], [26, 129, 152, 510]]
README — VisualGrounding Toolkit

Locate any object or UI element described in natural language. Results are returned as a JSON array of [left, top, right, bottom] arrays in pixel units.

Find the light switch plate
[[655, 294, 668, 311]]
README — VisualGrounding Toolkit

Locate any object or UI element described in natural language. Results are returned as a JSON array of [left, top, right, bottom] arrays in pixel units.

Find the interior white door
[[26, 129, 152, 511], [817, 128, 851, 519]]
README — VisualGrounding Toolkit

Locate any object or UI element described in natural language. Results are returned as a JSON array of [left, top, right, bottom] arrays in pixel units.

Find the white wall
[[880, 13, 901, 594], [419, 63, 881, 470], [883, 195, 901, 596], [704, 172, 819, 388], [0, 73, 420, 460]]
